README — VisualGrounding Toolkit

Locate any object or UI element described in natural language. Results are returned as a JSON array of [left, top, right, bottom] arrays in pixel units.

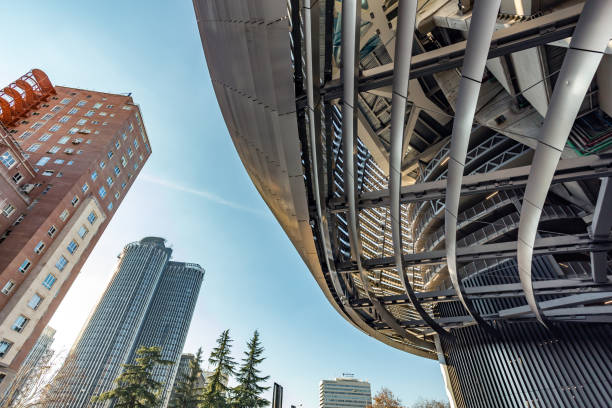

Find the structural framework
[[194, 0, 612, 406]]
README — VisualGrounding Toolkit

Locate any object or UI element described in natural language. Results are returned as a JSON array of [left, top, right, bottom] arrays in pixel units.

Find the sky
[[0, 1, 447, 406]]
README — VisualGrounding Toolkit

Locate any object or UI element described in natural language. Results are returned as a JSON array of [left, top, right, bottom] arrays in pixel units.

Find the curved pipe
[[341, 0, 432, 351], [444, 0, 501, 332], [389, 0, 449, 337], [517, 0, 612, 326]]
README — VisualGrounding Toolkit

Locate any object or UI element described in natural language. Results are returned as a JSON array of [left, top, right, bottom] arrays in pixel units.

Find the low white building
[[319, 376, 372, 408]]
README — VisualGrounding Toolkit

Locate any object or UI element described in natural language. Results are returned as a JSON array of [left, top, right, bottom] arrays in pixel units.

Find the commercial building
[[195, 0, 612, 407], [319, 377, 372, 408], [45, 237, 204, 407], [0, 69, 151, 391], [0, 326, 55, 406]]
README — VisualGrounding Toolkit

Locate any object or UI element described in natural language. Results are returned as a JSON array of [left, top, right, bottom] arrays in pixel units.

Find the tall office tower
[[0, 326, 55, 405], [197, 0, 612, 407], [46, 237, 204, 408], [319, 377, 372, 408], [0, 69, 151, 390], [168, 353, 207, 402]]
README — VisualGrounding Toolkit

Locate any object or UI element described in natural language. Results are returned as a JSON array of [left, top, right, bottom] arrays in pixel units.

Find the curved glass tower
[[46, 237, 204, 407], [194, 0, 612, 406]]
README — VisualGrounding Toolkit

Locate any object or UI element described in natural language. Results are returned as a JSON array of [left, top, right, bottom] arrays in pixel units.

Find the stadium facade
[[194, 0, 612, 407]]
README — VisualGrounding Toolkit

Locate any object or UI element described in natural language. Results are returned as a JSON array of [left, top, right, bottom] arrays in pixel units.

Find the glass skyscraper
[[45, 237, 204, 407]]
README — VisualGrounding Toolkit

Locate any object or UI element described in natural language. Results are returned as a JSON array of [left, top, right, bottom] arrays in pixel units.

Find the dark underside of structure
[[194, 0, 612, 406]]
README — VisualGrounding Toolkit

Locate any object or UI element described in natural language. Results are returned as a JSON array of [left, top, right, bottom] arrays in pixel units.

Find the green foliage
[[168, 348, 206, 408], [91, 346, 172, 408], [201, 330, 236, 408], [230, 330, 270, 408]]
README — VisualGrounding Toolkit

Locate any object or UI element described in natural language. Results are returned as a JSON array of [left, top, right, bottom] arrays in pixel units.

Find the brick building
[[0, 69, 151, 390]]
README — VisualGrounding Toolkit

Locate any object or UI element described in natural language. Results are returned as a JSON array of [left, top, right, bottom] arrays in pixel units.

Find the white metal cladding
[[194, 0, 612, 377]]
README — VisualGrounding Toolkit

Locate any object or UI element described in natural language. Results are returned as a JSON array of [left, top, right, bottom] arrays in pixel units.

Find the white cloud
[[140, 174, 270, 218]]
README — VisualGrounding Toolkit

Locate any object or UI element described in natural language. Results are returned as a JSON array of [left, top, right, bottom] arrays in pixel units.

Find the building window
[[2, 203, 15, 217], [27, 294, 43, 310], [59, 209, 69, 221], [31, 122, 43, 130], [60, 98, 71, 104], [82, 183, 89, 193], [106, 177, 113, 187], [54, 159, 65, 164], [27, 143, 41, 152], [68, 107, 79, 115], [58, 115, 70, 123], [12, 173, 23, 183], [114, 191, 120, 200], [39, 133, 51, 141], [34, 241, 45, 254], [77, 100, 87, 107], [76, 118, 87, 125], [48, 146, 60, 154], [1, 151, 16, 169], [85, 110, 94, 117], [42, 274, 56, 289], [67, 240, 78, 254], [78, 225, 88, 239], [133, 139, 139, 149], [51, 105, 62, 112], [68, 128, 79, 135], [121, 182, 127, 190], [41, 113, 54, 120], [56, 172, 63, 178], [58, 136, 70, 144], [42, 170, 54, 177], [107, 151, 113, 160], [99, 161, 106, 169], [36, 157, 50, 166], [13, 214, 25, 226], [128, 123, 133, 132], [121, 156, 127, 167], [11, 316, 29, 333], [91, 171, 98, 181], [87, 211, 97, 224], [99, 186, 107, 199], [48, 225, 57, 237], [115, 140, 120, 149], [127, 147, 133, 158], [0, 341, 13, 357], [107, 202, 113, 211], [64, 148, 74, 154], [19, 259, 31, 273], [93, 102, 102, 109], [122, 105, 132, 110], [1, 281, 15, 295], [20, 131, 33, 140], [49, 124, 61, 132], [67, 160, 74, 165], [71, 196, 79, 206], [55, 256, 68, 271]]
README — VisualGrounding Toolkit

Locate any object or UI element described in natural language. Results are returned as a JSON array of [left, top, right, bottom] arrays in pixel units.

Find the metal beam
[[499, 292, 612, 318], [337, 234, 612, 273], [320, 3, 584, 102], [330, 153, 612, 212]]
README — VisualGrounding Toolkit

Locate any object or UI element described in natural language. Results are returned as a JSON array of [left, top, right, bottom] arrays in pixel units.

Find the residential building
[[45, 237, 204, 407], [0, 69, 151, 391], [195, 0, 612, 407], [319, 377, 372, 408]]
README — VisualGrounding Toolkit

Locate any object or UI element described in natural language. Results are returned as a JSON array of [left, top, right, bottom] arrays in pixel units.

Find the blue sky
[[0, 1, 446, 406]]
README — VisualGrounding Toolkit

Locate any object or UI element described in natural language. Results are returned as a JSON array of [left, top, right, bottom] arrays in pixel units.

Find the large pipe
[[517, 0, 612, 326], [444, 0, 501, 331], [389, 0, 449, 337], [341, 0, 432, 351]]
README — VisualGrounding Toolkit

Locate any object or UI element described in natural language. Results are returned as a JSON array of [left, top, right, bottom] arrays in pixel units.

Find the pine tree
[[168, 348, 205, 408], [201, 330, 236, 408], [91, 346, 172, 408], [230, 330, 270, 408]]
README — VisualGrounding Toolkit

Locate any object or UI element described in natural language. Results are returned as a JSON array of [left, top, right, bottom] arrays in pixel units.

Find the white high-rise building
[[319, 376, 372, 408]]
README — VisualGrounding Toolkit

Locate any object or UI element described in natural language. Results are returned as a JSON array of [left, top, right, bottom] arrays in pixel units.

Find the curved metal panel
[[517, 0, 612, 326], [444, 0, 501, 331]]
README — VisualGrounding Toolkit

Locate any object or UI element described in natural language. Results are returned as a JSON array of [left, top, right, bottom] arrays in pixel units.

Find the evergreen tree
[[168, 348, 205, 408], [230, 330, 270, 408], [91, 346, 172, 408], [201, 330, 236, 408]]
